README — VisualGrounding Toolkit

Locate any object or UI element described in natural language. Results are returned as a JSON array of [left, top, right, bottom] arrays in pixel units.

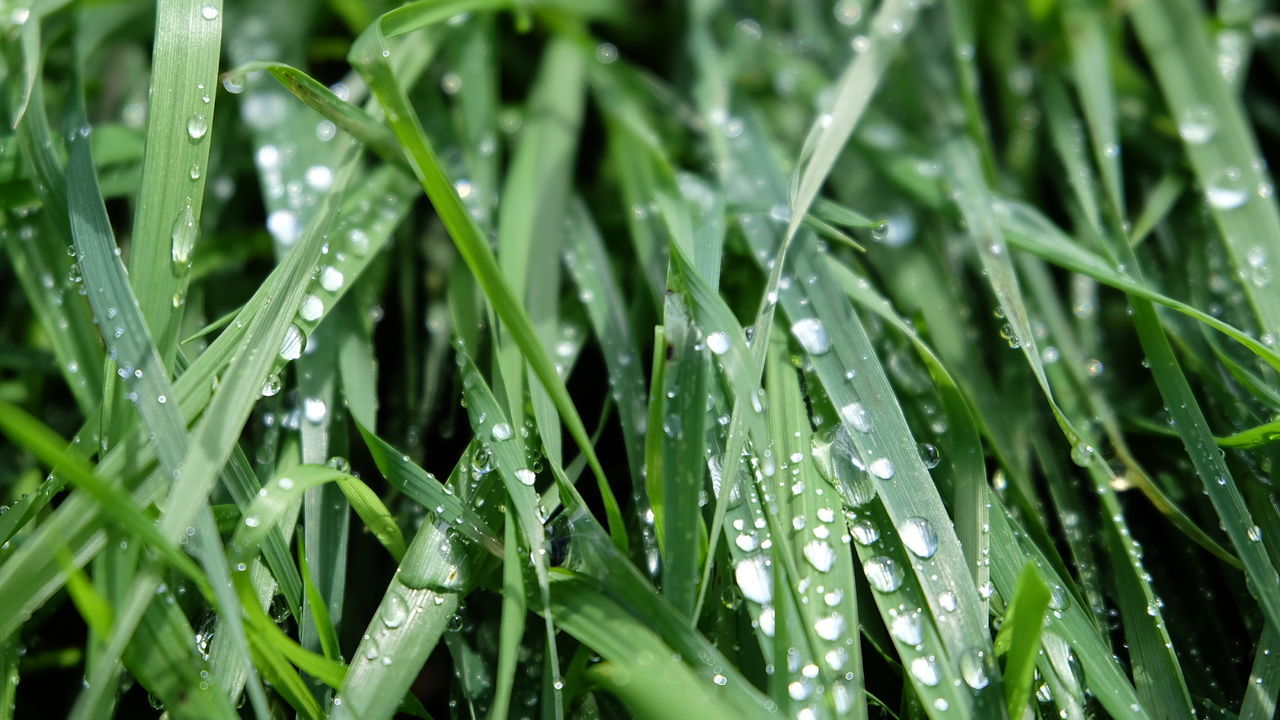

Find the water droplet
[[187, 114, 209, 141], [890, 611, 923, 645], [279, 324, 304, 360], [244, 515, 260, 528], [320, 266, 345, 292], [515, 468, 536, 486], [834, 0, 862, 25], [938, 591, 957, 611], [960, 649, 990, 689], [735, 556, 773, 604], [299, 294, 323, 322], [863, 555, 903, 592], [910, 656, 940, 687], [839, 402, 872, 433], [305, 165, 333, 190], [813, 427, 877, 506], [304, 398, 327, 424], [441, 72, 462, 95], [1178, 104, 1217, 144], [707, 331, 731, 355], [170, 199, 197, 267], [267, 209, 299, 245], [868, 457, 895, 479], [189, 163, 201, 180], [374, 593, 407, 631], [850, 519, 879, 545], [491, 422, 512, 441], [814, 612, 845, 641], [899, 517, 938, 559], [791, 318, 831, 355], [595, 42, 618, 63], [200, 4, 218, 20], [261, 374, 282, 396], [221, 74, 244, 94], [802, 540, 835, 572], [1206, 167, 1249, 209], [316, 120, 337, 141]]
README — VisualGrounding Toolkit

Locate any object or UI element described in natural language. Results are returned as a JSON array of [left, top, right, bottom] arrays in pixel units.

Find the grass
[[1, 0, 1279, 718]]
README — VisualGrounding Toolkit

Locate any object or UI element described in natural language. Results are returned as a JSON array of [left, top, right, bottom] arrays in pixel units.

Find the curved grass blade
[[349, 1, 625, 549]]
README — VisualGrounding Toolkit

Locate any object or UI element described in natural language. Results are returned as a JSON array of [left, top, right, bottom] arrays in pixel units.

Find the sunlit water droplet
[[707, 331, 731, 355], [735, 556, 773, 604], [187, 114, 209, 141], [515, 468, 536, 486], [839, 401, 872, 433], [890, 611, 922, 645], [868, 457, 895, 479], [382, 593, 409, 628], [491, 422, 512, 441], [1206, 167, 1249, 209], [279, 324, 304, 360], [863, 555, 903, 592], [299, 294, 323, 322], [304, 398, 327, 424], [260, 374, 282, 397], [802, 540, 835, 572], [910, 656, 940, 687], [791, 318, 831, 355], [960, 649, 990, 689], [200, 5, 218, 20], [170, 199, 197, 268], [1178, 104, 1217, 144], [320, 266, 345, 292], [899, 517, 938, 559]]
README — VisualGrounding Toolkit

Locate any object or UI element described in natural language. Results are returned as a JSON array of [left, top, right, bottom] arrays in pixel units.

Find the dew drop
[[304, 398, 327, 424], [863, 555, 903, 592], [1178, 104, 1217, 144], [1206, 166, 1249, 209], [735, 556, 773, 604], [868, 457, 895, 479], [707, 331, 731, 355], [850, 519, 879, 545], [899, 517, 938, 559], [791, 318, 831, 355], [960, 649, 990, 689], [890, 611, 923, 645], [802, 540, 836, 572], [299, 294, 323, 322], [320, 266, 345, 292], [814, 612, 845, 641], [279, 324, 304, 360], [515, 468, 536, 486], [839, 401, 872, 433], [260, 374, 282, 397], [382, 593, 409, 628], [910, 656, 940, 687], [170, 199, 197, 268], [491, 422, 512, 441], [187, 114, 209, 141], [200, 5, 218, 20]]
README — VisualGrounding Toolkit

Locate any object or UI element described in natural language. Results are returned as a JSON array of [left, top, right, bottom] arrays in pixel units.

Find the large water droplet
[[960, 649, 990, 689], [850, 518, 879, 545], [707, 331, 731, 356], [187, 114, 209, 141], [382, 592, 409, 628], [802, 540, 835, 572], [299, 294, 323, 322], [735, 556, 773, 604], [909, 656, 940, 687], [304, 398, 327, 424], [1206, 167, 1249, 209], [260, 374, 282, 397], [813, 427, 877, 506], [839, 401, 872, 433], [890, 610, 923, 645], [170, 199, 197, 268], [791, 318, 830, 355], [320, 265, 345, 292], [868, 457, 895, 479], [515, 468, 536, 486], [279, 324, 304, 360], [899, 517, 938, 559], [200, 4, 218, 20], [813, 612, 845, 641], [491, 422, 512, 441], [1178, 104, 1217, 144], [863, 555, 903, 592]]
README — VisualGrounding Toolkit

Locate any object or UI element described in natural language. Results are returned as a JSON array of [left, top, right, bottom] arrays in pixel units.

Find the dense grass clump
[[2, 0, 1280, 718]]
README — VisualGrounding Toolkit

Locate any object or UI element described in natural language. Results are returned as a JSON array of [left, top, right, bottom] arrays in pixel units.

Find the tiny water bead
[[791, 318, 830, 355]]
